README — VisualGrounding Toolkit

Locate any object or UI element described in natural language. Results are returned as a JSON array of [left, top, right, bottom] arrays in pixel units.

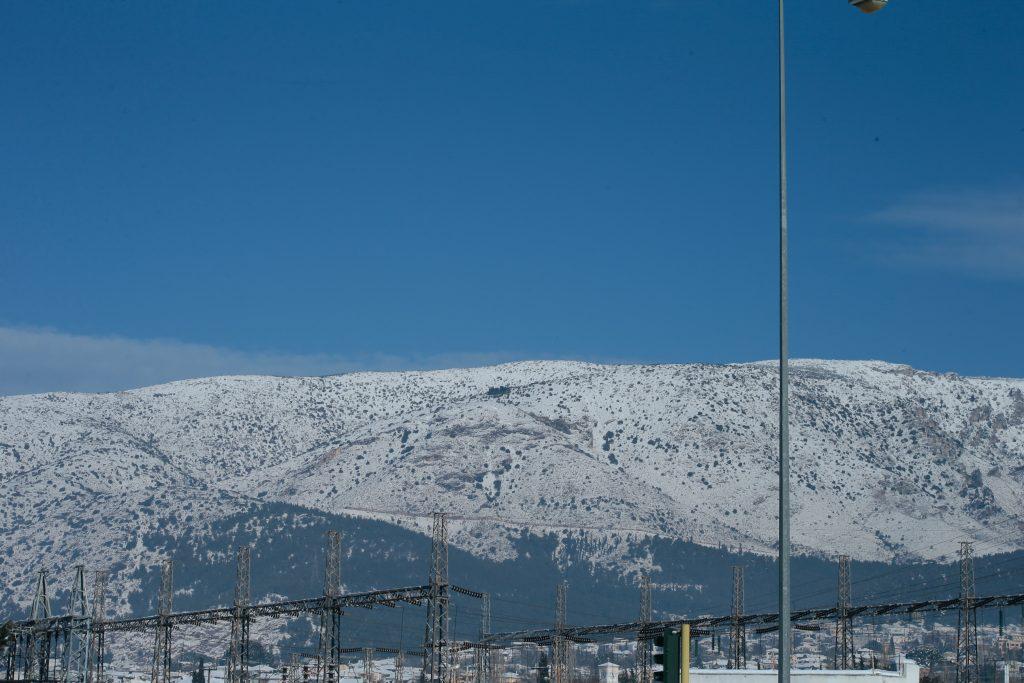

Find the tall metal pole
[[777, 1, 791, 682]]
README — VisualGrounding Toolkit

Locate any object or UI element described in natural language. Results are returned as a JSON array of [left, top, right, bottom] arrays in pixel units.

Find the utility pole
[[956, 542, 979, 683], [424, 513, 450, 683], [151, 559, 174, 683], [729, 566, 746, 670], [228, 546, 252, 683], [88, 571, 109, 683], [834, 556, 852, 670], [319, 531, 343, 683], [638, 575, 653, 683]]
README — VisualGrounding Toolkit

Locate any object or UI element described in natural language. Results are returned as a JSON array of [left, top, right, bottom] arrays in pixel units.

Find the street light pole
[[777, 2, 791, 683], [776, 5, 886, 680]]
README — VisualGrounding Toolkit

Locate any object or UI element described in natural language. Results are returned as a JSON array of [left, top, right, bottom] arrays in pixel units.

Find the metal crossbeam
[[481, 592, 1024, 645], [89, 585, 432, 634]]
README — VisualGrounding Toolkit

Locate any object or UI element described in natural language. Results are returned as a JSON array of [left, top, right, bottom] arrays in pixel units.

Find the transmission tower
[[289, 654, 303, 683], [423, 513, 450, 683], [834, 555, 853, 669], [5, 628, 17, 683], [25, 568, 53, 683], [395, 650, 404, 683], [362, 648, 374, 683], [151, 559, 174, 683], [489, 647, 503, 683], [227, 546, 252, 683], [61, 565, 92, 683], [552, 581, 572, 683], [637, 575, 653, 683], [475, 593, 492, 683], [956, 542, 979, 683], [318, 531, 343, 683], [88, 571, 109, 683], [729, 566, 746, 669]]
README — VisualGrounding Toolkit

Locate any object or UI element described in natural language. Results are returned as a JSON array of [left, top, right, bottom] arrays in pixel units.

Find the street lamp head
[[849, 0, 888, 12]]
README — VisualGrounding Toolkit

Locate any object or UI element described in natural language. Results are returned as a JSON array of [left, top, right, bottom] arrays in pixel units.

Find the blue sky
[[2, 1, 1022, 394]]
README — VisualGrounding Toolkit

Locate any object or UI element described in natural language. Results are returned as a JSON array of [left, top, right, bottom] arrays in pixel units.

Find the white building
[[598, 662, 621, 683], [689, 659, 920, 683]]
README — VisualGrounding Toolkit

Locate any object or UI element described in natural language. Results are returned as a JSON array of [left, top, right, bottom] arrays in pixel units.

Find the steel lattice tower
[[637, 575, 653, 683], [729, 566, 746, 670], [227, 546, 252, 683], [834, 555, 853, 670], [88, 570, 109, 683], [475, 593, 492, 683], [61, 565, 92, 683], [489, 647, 503, 683], [4, 620, 17, 682], [424, 513, 450, 683], [151, 560, 174, 683], [362, 648, 374, 683], [289, 654, 302, 683], [318, 531, 343, 683], [394, 650, 404, 683], [956, 542, 979, 683], [552, 581, 572, 683], [26, 568, 53, 683]]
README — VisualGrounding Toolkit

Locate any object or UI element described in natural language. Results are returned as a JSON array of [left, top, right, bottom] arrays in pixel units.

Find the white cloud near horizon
[[868, 184, 1024, 278], [0, 326, 531, 396]]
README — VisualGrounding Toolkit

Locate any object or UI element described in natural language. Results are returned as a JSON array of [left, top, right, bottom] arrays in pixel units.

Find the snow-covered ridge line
[[7, 357, 1015, 402], [2, 359, 1022, 614]]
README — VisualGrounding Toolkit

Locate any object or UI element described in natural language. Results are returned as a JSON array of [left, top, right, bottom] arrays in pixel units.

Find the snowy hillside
[[2, 359, 1023, 618]]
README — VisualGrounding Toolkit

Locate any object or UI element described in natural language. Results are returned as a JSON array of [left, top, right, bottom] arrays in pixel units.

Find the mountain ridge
[[2, 358, 1023, 621]]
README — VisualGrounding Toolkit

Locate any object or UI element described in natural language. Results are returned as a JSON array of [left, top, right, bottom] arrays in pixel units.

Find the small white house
[[599, 662, 621, 683]]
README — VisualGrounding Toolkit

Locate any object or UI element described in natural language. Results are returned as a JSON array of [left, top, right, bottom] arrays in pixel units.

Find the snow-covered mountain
[[2, 359, 1023, 620]]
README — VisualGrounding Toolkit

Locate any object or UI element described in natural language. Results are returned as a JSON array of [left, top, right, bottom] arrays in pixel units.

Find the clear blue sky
[[2, 1, 1022, 394]]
